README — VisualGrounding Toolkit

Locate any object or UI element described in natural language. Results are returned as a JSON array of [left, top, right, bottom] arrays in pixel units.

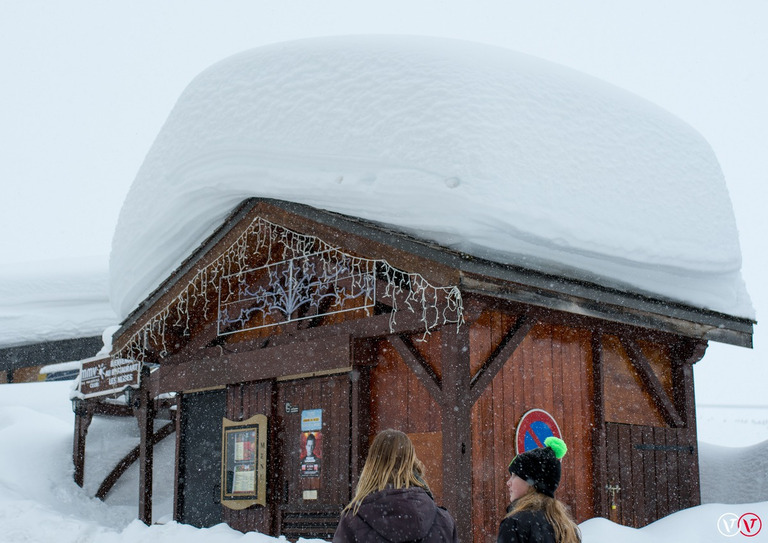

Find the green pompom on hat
[[544, 436, 567, 459], [508, 436, 568, 498]]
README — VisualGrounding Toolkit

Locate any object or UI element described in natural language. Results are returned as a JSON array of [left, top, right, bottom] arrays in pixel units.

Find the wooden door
[[177, 389, 226, 527], [274, 374, 352, 539], [604, 422, 699, 527]]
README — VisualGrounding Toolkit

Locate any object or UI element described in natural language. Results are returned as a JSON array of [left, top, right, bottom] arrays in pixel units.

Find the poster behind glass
[[221, 414, 267, 509]]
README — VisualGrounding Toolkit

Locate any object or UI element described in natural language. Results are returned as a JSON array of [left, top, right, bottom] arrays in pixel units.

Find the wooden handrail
[[95, 422, 175, 500]]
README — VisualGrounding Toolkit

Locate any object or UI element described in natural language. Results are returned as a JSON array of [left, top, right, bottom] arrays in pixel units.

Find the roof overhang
[[117, 198, 754, 349], [0, 336, 103, 371]]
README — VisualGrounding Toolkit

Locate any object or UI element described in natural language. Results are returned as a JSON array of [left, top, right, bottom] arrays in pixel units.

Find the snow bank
[[0, 381, 308, 543], [111, 35, 752, 320], [696, 404, 768, 447], [580, 503, 768, 542], [700, 440, 768, 504], [2, 380, 767, 543], [0, 256, 118, 348]]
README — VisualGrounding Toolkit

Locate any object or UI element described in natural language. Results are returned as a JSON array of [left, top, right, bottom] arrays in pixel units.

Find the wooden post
[[672, 340, 706, 429], [440, 325, 473, 543], [673, 340, 706, 509], [73, 400, 93, 487], [590, 331, 608, 519], [349, 342, 372, 494], [173, 393, 184, 522], [135, 369, 156, 526]]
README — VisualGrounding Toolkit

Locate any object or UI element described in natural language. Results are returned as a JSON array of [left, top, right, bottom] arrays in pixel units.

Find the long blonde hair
[[343, 429, 430, 515], [507, 489, 581, 543]]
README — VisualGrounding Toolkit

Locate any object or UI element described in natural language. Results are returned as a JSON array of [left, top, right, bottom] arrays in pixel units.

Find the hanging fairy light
[[116, 217, 463, 361]]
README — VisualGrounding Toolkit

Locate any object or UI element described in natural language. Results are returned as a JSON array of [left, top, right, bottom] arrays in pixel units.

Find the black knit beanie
[[508, 436, 567, 498]]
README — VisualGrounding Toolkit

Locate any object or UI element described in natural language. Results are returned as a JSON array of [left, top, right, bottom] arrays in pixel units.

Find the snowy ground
[[1, 380, 766, 542]]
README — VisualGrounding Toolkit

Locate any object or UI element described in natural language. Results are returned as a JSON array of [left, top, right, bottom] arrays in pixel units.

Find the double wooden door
[[274, 374, 352, 539]]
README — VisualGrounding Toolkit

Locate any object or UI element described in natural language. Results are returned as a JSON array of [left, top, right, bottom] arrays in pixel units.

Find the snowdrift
[[1, 380, 767, 543]]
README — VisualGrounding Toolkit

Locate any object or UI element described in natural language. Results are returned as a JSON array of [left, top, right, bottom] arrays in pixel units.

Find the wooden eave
[[0, 336, 103, 371], [115, 198, 754, 350]]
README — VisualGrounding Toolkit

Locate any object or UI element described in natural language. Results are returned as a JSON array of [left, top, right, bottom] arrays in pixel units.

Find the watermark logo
[[718, 512, 762, 538], [739, 513, 762, 537], [719, 513, 741, 537]]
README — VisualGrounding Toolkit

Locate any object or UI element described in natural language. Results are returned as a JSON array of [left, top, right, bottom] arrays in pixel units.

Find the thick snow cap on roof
[[1, 257, 118, 348], [111, 35, 753, 320]]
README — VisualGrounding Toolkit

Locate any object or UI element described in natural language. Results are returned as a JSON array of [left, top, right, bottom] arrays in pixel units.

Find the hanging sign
[[78, 357, 141, 399], [515, 409, 562, 455], [300, 409, 322, 478]]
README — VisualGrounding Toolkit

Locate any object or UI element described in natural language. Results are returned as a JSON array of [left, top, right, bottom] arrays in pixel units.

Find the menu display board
[[221, 414, 267, 509]]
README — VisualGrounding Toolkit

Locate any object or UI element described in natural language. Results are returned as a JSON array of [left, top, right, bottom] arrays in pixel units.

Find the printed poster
[[300, 409, 323, 478]]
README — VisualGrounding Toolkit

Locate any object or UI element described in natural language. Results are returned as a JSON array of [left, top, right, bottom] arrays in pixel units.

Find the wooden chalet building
[[73, 197, 753, 542]]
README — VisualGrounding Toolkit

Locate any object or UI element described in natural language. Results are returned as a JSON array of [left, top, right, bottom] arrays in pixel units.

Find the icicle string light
[[116, 217, 463, 361]]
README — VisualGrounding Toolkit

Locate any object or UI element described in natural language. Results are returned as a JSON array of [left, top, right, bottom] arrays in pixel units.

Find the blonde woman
[[498, 437, 580, 543], [333, 429, 458, 543]]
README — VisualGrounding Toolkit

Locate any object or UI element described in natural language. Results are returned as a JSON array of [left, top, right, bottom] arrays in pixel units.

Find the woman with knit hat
[[498, 436, 581, 543]]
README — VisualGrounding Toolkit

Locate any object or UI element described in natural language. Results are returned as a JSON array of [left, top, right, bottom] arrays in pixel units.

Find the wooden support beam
[[164, 306, 428, 373], [72, 401, 93, 488], [590, 331, 608, 519], [622, 338, 684, 428], [672, 339, 706, 508], [135, 370, 156, 526], [350, 340, 373, 495], [672, 340, 707, 428], [159, 335, 350, 392], [469, 314, 532, 405], [173, 393, 184, 523], [440, 325, 473, 543], [90, 402, 134, 417], [388, 334, 443, 404]]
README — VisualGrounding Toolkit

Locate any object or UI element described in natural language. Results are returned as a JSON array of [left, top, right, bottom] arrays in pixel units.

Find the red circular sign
[[739, 513, 762, 537], [515, 409, 562, 455]]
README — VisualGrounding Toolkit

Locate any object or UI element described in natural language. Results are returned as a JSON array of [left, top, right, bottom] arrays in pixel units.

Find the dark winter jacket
[[332, 486, 459, 543], [497, 505, 556, 543]]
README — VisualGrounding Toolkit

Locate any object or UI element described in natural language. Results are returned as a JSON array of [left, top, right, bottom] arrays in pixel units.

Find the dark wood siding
[[469, 315, 594, 543], [223, 380, 274, 533], [369, 336, 445, 503], [602, 334, 673, 427]]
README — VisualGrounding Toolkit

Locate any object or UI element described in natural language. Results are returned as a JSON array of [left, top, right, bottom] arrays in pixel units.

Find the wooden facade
[[1, 336, 101, 383], [73, 198, 753, 542]]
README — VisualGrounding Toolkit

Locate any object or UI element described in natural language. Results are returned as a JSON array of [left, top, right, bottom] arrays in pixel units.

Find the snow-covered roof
[[111, 35, 753, 321], [0, 257, 118, 349]]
